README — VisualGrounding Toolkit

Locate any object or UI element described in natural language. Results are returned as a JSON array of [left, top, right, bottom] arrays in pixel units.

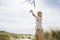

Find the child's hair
[[38, 11, 42, 14], [37, 11, 42, 17]]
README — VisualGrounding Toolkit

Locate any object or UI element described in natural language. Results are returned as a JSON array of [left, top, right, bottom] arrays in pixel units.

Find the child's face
[[37, 12, 42, 17]]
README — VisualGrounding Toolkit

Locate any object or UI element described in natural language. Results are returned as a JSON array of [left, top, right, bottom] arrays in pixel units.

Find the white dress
[[35, 16, 42, 30]]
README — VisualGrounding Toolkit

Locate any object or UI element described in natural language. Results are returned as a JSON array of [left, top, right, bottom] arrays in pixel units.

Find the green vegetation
[[0, 31, 10, 40], [0, 31, 33, 40], [44, 30, 60, 40], [0, 30, 60, 40]]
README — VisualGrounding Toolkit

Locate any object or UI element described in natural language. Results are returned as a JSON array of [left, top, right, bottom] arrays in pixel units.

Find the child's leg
[[35, 31, 39, 40], [38, 29, 44, 40]]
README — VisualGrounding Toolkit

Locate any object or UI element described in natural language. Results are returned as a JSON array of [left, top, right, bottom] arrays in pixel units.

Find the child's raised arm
[[30, 10, 36, 17], [32, 13, 36, 17]]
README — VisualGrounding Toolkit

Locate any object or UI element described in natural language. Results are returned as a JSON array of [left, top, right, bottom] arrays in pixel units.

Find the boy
[[30, 10, 43, 40]]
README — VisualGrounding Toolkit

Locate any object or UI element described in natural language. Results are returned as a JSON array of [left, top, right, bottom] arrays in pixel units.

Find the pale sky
[[0, 0, 60, 34]]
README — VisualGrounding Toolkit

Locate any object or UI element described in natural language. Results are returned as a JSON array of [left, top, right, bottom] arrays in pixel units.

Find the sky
[[0, 0, 60, 34]]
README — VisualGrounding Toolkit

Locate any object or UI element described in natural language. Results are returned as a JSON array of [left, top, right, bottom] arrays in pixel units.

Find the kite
[[23, 0, 36, 8]]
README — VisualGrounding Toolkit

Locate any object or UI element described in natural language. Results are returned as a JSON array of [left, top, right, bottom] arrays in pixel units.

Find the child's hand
[[30, 10, 33, 13]]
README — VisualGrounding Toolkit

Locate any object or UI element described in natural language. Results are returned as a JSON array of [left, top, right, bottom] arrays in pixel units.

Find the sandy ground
[[11, 38, 31, 40], [21, 38, 31, 40]]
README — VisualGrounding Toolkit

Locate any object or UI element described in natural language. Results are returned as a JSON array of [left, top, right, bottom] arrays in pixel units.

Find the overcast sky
[[0, 0, 60, 34]]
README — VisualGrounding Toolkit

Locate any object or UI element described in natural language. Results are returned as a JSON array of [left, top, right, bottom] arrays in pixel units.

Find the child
[[30, 10, 44, 40]]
